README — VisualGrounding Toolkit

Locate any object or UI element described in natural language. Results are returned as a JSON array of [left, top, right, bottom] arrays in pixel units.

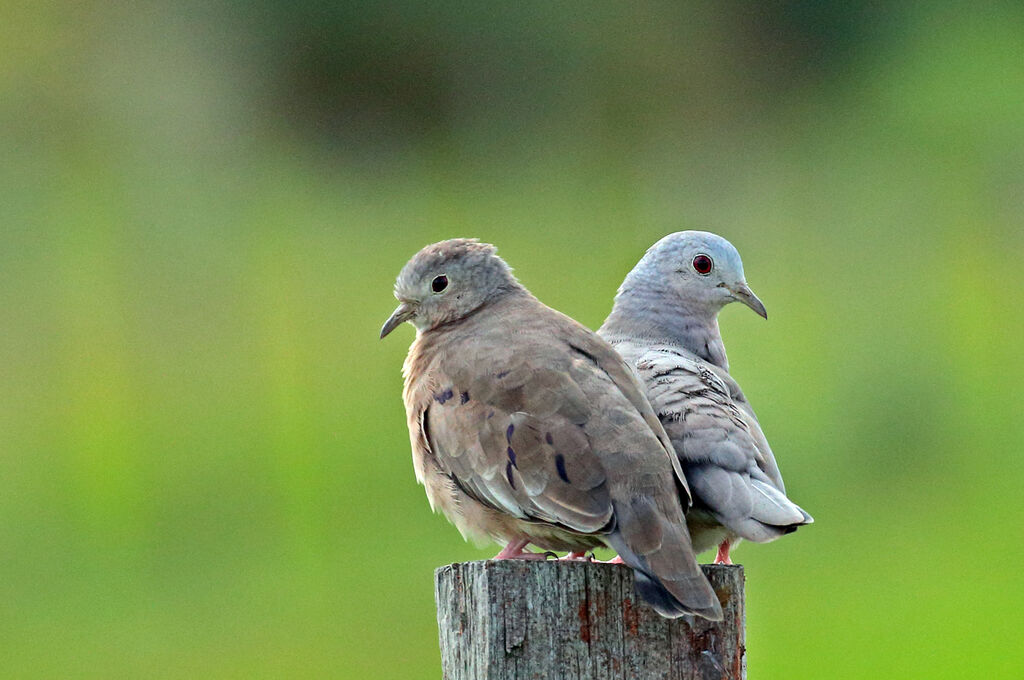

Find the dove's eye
[[431, 275, 449, 293], [692, 254, 713, 275]]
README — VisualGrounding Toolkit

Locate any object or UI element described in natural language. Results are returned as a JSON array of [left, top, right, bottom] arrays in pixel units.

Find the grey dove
[[599, 231, 812, 564], [380, 238, 722, 620]]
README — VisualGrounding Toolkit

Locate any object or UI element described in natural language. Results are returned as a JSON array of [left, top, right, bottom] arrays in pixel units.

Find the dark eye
[[692, 254, 713, 275], [431, 275, 449, 293]]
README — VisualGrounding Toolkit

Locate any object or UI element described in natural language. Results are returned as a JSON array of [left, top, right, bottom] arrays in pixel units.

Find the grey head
[[617, 231, 766, 320], [601, 231, 766, 370], [380, 238, 524, 338]]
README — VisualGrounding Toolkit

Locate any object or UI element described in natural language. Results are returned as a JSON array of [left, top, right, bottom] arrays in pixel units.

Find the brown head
[[380, 239, 524, 338]]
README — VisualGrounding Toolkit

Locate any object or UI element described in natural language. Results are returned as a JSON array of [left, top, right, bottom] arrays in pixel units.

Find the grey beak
[[380, 302, 416, 339], [731, 283, 768, 319]]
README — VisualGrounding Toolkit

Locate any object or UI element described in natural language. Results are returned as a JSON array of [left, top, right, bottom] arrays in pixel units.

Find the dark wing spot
[[434, 388, 454, 405], [506, 461, 516, 489], [459, 391, 470, 404], [506, 423, 514, 442], [555, 454, 570, 483], [697, 367, 717, 386], [568, 344, 600, 365], [545, 432, 554, 446], [496, 369, 510, 379], [507, 447, 517, 467]]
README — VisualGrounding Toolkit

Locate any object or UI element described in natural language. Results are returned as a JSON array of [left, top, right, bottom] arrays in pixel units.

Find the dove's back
[[404, 290, 723, 620], [606, 338, 812, 554]]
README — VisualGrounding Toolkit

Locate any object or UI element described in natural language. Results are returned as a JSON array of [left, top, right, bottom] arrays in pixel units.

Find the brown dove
[[380, 238, 722, 620], [599, 231, 812, 564]]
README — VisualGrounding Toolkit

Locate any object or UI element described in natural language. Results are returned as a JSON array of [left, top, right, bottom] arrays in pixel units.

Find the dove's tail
[[728, 479, 813, 543], [606, 498, 723, 621]]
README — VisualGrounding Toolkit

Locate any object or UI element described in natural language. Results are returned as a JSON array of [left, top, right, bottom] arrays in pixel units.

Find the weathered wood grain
[[436, 560, 744, 680]]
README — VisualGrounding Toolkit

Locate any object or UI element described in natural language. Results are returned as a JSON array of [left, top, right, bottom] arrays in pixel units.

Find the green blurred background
[[2, 1, 1022, 677]]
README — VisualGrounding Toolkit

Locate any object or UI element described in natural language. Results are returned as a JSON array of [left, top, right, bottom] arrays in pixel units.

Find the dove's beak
[[380, 302, 416, 339], [730, 283, 767, 319]]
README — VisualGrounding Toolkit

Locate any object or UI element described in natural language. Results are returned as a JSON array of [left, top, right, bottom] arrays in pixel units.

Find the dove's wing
[[411, 298, 720, 620], [550, 315, 692, 506], [714, 371, 786, 492], [631, 347, 812, 543], [423, 350, 612, 534]]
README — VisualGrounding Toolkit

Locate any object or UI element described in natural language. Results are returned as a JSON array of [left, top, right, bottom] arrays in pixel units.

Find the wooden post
[[435, 560, 744, 680]]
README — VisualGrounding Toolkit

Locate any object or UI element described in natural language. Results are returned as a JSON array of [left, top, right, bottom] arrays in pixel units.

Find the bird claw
[[714, 540, 733, 565], [502, 550, 554, 561], [492, 540, 555, 561], [559, 551, 593, 561]]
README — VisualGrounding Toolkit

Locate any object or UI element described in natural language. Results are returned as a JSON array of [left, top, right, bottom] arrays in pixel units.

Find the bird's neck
[[601, 288, 729, 371]]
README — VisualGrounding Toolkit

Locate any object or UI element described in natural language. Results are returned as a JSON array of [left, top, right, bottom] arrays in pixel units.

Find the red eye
[[692, 254, 713, 275]]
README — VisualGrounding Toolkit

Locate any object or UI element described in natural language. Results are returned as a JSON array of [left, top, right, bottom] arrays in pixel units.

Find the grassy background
[[2, 2, 1022, 677]]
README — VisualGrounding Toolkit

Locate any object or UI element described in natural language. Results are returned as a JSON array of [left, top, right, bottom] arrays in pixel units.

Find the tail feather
[[726, 479, 813, 544], [633, 572, 705, 619], [607, 498, 723, 621]]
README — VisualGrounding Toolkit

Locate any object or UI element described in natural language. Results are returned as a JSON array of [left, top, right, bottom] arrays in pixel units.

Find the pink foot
[[492, 539, 550, 561], [560, 551, 592, 561], [599, 556, 625, 565], [714, 540, 733, 565]]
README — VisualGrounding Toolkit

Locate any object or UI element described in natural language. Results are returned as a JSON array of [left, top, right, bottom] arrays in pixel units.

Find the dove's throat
[[601, 291, 730, 371]]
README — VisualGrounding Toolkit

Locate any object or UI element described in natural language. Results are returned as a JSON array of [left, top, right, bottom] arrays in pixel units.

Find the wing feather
[[626, 346, 812, 541]]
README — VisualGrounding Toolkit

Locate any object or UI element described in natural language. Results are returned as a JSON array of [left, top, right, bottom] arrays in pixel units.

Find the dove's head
[[624, 231, 767, 319], [380, 238, 521, 338]]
